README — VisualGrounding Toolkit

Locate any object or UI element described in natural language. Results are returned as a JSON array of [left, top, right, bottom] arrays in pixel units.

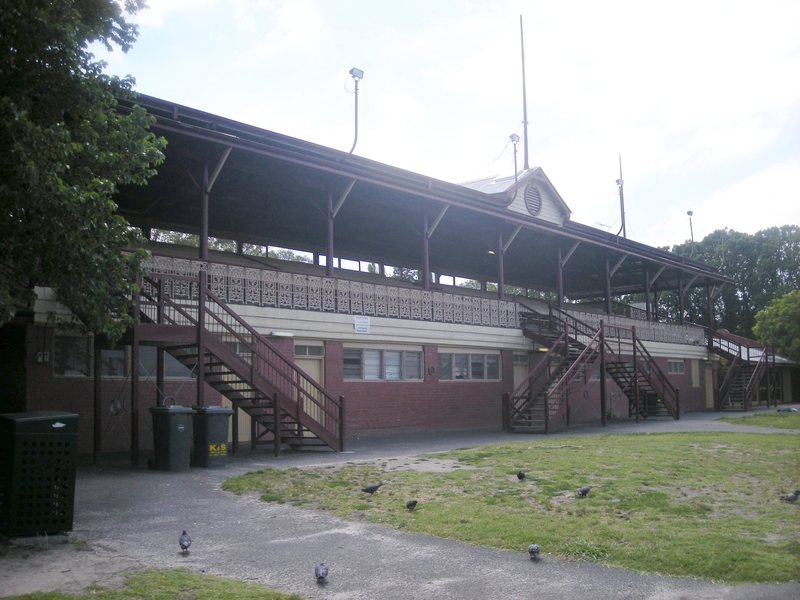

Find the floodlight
[[349, 67, 364, 80]]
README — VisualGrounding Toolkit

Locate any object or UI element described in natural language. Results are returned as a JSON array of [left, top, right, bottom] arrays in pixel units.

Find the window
[[54, 335, 90, 377], [295, 345, 324, 357], [342, 348, 423, 381], [438, 352, 501, 380], [138, 346, 195, 379], [668, 360, 685, 375], [101, 348, 127, 377]]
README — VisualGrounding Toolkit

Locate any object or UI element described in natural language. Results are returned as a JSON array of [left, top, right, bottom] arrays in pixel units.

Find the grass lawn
[[223, 432, 800, 584], [718, 411, 800, 430], [7, 569, 304, 600]]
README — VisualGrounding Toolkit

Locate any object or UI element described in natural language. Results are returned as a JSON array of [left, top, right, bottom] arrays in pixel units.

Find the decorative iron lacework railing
[[144, 255, 519, 329], [566, 309, 705, 346]]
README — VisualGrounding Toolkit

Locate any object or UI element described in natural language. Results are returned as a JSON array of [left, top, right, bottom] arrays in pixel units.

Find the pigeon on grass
[[577, 486, 593, 498], [780, 490, 799, 503], [179, 530, 191, 553], [517, 471, 526, 481], [406, 500, 418, 510], [528, 544, 540, 560], [315, 563, 329, 582], [362, 483, 384, 494]]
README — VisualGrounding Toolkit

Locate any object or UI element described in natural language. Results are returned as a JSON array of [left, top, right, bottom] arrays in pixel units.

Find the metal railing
[[138, 271, 345, 451], [143, 254, 519, 329]]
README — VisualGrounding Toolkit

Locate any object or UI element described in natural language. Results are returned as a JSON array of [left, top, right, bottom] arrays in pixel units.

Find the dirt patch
[[0, 536, 143, 598]]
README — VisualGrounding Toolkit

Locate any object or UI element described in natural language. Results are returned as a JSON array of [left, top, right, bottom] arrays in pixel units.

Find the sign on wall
[[354, 315, 370, 334]]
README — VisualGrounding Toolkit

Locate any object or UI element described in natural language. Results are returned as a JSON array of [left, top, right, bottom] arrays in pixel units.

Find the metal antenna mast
[[520, 15, 529, 170], [616, 155, 626, 238]]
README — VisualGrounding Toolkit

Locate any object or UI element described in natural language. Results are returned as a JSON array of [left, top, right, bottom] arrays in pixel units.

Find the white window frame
[[342, 348, 423, 381], [438, 352, 501, 381]]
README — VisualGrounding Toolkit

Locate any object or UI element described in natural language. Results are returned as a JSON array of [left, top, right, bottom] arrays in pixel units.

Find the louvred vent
[[524, 185, 542, 216]]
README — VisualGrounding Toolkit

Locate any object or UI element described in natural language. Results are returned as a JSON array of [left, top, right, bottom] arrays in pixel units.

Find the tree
[[667, 225, 800, 337], [0, 0, 165, 340], [753, 290, 800, 363]]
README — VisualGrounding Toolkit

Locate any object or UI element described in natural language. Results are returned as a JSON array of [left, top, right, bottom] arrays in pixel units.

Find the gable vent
[[524, 185, 542, 216]]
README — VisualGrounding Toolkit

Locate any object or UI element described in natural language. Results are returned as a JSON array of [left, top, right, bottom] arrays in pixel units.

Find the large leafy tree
[[665, 225, 800, 337], [0, 0, 165, 340], [753, 290, 800, 362]]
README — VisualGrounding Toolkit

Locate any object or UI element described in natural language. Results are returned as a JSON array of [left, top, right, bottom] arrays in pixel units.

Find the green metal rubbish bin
[[0, 411, 79, 537], [192, 406, 234, 468], [149, 406, 193, 471]]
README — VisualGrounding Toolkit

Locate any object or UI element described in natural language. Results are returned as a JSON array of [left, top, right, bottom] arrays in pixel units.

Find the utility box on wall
[[0, 411, 78, 537]]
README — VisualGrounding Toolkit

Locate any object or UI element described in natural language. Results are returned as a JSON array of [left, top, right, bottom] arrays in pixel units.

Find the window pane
[[54, 336, 90, 377], [364, 349, 383, 380], [404, 352, 422, 380], [385, 351, 402, 380], [101, 348, 126, 377], [471, 354, 485, 379], [138, 346, 195, 378], [487, 354, 500, 380], [343, 349, 362, 379], [454, 354, 469, 380], [438, 354, 452, 380]]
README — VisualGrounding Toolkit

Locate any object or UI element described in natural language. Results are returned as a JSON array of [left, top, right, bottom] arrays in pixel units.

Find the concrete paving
[[6, 407, 800, 599]]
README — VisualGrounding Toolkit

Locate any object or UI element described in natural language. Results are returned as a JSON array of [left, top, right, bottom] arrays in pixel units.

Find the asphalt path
[[8, 408, 800, 599]]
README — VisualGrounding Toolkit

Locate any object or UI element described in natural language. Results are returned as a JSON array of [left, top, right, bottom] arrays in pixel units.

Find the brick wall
[[324, 341, 514, 435]]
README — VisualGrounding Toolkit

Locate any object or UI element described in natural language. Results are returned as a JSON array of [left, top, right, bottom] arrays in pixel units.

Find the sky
[[94, 0, 800, 249]]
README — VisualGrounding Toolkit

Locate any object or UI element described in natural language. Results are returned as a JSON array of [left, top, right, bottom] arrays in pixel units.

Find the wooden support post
[[502, 392, 509, 431], [644, 266, 652, 321], [339, 395, 346, 452], [131, 328, 140, 467], [251, 417, 257, 451], [197, 269, 206, 407], [497, 228, 504, 301], [200, 155, 209, 261], [605, 259, 612, 315], [600, 321, 607, 427], [93, 334, 102, 464], [678, 272, 685, 325], [557, 247, 564, 309], [422, 211, 431, 290], [156, 347, 165, 407], [273, 393, 281, 457], [326, 187, 334, 277], [706, 283, 713, 329], [231, 405, 239, 454], [632, 326, 639, 423]]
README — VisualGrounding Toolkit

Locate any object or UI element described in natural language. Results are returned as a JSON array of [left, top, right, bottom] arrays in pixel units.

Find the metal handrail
[[139, 272, 344, 450]]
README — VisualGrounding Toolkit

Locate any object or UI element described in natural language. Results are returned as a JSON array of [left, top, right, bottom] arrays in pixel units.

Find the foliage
[[4, 568, 304, 599], [0, 0, 165, 340], [223, 433, 800, 584], [753, 290, 800, 362], [664, 226, 800, 337]]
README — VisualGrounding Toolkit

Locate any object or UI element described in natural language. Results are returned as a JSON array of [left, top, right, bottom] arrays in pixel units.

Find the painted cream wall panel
[[235, 305, 532, 352]]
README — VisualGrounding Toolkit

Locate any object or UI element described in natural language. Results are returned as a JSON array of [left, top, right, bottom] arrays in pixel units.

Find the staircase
[[603, 335, 680, 420], [708, 330, 773, 411], [505, 307, 680, 433], [136, 271, 344, 453]]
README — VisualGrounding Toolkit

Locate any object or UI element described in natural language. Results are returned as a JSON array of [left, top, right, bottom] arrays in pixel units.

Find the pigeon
[[362, 483, 383, 494], [406, 500, 418, 510], [528, 544, 540, 560], [577, 486, 593, 498], [781, 490, 800, 503], [179, 530, 191, 553], [315, 562, 329, 582]]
